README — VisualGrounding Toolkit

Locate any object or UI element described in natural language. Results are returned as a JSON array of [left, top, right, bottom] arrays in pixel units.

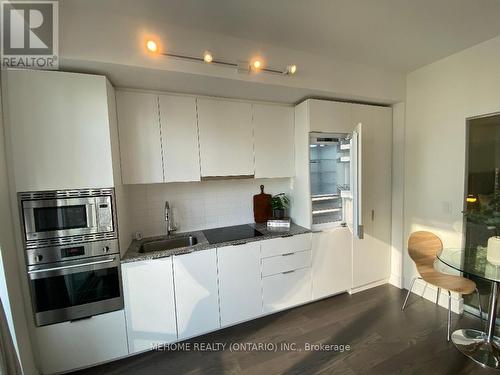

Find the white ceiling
[[73, 0, 500, 73]]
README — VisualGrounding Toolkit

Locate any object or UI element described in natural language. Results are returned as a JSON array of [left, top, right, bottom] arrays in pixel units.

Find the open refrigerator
[[309, 126, 363, 238]]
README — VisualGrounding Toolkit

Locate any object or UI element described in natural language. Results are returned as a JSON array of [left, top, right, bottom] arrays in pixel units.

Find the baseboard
[[389, 273, 403, 289], [406, 277, 463, 314], [349, 278, 389, 294]]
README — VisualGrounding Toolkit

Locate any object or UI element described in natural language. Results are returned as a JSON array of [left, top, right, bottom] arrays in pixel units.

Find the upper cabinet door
[[197, 98, 254, 177], [4, 70, 115, 191], [253, 104, 294, 178], [159, 95, 201, 182], [116, 91, 163, 184], [309, 100, 352, 133]]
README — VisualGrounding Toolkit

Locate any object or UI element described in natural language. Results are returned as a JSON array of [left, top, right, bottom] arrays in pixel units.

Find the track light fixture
[[144, 40, 296, 77]]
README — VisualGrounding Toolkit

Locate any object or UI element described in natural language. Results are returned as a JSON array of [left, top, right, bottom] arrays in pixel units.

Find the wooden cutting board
[[253, 185, 272, 223]]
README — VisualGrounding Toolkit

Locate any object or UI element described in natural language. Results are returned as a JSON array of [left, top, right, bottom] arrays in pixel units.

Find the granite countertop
[[121, 223, 310, 263]]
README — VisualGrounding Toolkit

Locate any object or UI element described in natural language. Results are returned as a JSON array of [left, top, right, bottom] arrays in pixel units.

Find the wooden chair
[[401, 231, 483, 341]]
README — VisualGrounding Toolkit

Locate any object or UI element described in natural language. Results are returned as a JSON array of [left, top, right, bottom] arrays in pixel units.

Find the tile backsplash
[[122, 178, 291, 240]]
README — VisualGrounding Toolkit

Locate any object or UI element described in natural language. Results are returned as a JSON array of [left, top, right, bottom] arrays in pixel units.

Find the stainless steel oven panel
[[27, 254, 119, 279], [27, 255, 123, 326], [34, 297, 123, 327], [26, 239, 118, 265]]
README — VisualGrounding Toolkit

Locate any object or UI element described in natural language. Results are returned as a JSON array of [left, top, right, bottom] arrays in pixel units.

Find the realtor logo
[[1, 0, 58, 69]]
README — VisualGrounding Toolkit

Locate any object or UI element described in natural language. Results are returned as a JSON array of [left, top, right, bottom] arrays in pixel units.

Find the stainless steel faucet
[[165, 201, 177, 236]]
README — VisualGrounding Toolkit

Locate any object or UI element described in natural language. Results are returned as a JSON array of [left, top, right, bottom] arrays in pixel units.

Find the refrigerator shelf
[[340, 143, 351, 150], [312, 208, 342, 215], [311, 195, 341, 202]]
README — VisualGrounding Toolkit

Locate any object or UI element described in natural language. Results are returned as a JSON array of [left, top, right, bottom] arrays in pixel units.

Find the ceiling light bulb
[[287, 64, 297, 74], [252, 59, 262, 70], [466, 194, 477, 203], [146, 40, 158, 53], [203, 51, 213, 63]]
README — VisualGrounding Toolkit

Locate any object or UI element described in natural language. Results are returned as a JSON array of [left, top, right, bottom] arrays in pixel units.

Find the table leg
[[451, 281, 500, 369]]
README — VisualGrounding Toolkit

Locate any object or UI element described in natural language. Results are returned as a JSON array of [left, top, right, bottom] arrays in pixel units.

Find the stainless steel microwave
[[19, 188, 117, 248]]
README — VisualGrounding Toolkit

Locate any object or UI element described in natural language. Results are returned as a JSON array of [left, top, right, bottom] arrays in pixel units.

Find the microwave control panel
[[96, 196, 113, 232]]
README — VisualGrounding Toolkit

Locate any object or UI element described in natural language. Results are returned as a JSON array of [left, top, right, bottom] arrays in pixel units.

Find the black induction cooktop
[[202, 224, 263, 245]]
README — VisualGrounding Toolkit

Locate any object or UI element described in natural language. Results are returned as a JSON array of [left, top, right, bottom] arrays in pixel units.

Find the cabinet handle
[[232, 241, 247, 246], [282, 270, 295, 274], [371, 210, 375, 221], [282, 252, 294, 256], [70, 316, 93, 323]]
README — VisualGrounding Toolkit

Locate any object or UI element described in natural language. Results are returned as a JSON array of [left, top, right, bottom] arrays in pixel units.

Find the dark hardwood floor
[[73, 285, 496, 375]]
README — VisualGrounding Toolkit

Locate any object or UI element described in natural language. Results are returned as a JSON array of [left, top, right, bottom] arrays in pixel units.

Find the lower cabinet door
[[173, 249, 220, 339], [218, 242, 262, 326], [122, 258, 177, 354], [35, 310, 128, 374], [262, 267, 312, 313], [312, 227, 353, 300]]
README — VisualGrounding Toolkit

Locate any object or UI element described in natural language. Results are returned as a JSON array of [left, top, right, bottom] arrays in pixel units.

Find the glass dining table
[[437, 246, 500, 369]]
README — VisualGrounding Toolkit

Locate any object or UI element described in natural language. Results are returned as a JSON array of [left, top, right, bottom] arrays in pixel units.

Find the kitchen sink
[[139, 235, 198, 253]]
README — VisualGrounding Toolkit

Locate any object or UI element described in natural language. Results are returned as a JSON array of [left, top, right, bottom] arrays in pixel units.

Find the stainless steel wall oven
[[18, 188, 123, 326]]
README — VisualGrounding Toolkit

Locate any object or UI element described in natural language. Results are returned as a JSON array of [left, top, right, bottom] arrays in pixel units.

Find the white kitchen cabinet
[[312, 227, 352, 299], [197, 98, 254, 177], [309, 99, 352, 133], [4, 70, 116, 191], [260, 233, 313, 314], [351, 104, 392, 288], [217, 242, 262, 326], [122, 258, 177, 353], [116, 91, 163, 184], [262, 267, 312, 313], [35, 310, 128, 374], [173, 249, 220, 339], [260, 233, 312, 258], [159, 95, 201, 182], [261, 250, 311, 277], [253, 104, 294, 178]]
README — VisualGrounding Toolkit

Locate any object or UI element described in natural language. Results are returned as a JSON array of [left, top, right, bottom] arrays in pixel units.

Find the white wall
[[122, 178, 291, 248], [0, 74, 37, 374], [390, 102, 405, 288], [58, 1, 405, 104], [404, 35, 500, 308], [0, 247, 16, 353]]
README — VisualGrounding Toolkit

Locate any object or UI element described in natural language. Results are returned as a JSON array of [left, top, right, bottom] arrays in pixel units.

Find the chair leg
[[447, 290, 452, 342], [475, 288, 484, 324], [436, 287, 441, 305], [402, 276, 419, 311]]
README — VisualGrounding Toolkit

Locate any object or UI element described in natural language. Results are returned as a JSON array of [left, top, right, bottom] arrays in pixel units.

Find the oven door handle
[[28, 257, 116, 275]]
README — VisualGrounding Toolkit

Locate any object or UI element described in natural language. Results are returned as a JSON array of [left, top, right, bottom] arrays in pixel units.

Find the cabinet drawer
[[260, 233, 312, 258], [262, 267, 312, 313], [35, 310, 128, 374], [261, 250, 311, 277]]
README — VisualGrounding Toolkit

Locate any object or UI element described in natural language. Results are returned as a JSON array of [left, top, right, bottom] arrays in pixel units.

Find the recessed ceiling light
[[146, 40, 158, 53], [286, 64, 297, 75], [203, 51, 213, 63], [251, 58, 263, 71]]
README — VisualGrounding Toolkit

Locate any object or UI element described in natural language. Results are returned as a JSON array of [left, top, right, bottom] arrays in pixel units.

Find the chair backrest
[[408, 231, 443, 271]]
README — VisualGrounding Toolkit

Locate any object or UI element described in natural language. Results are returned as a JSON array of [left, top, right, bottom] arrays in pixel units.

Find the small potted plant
[[271, 193, 290, 219]]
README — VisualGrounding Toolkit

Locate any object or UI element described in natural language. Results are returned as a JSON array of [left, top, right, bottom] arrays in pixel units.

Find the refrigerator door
[[350, 123, 363, 239]]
